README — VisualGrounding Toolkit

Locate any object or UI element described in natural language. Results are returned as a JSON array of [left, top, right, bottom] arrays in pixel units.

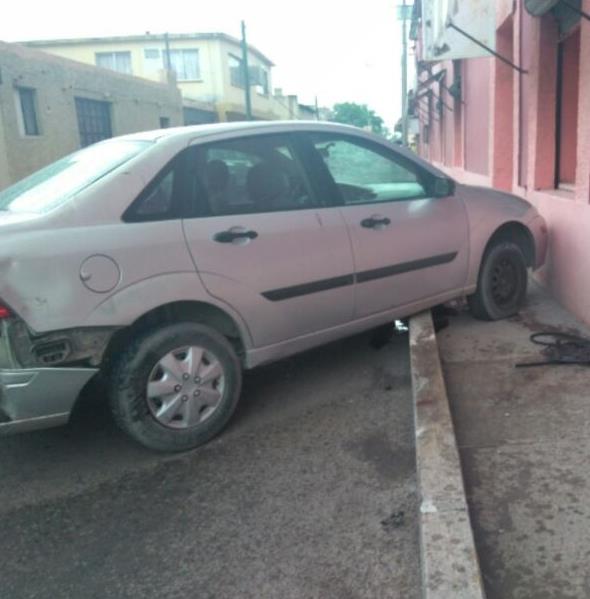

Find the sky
[[1, 0, 410, 129]]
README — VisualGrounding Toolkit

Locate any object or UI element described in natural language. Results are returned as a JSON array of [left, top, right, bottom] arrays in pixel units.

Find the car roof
[[117, 120, 364, 143], [115, 120, 450, 181]]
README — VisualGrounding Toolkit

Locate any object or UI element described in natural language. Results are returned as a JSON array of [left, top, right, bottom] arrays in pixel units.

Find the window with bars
[[16, 87, 40, 136], [75, 97, 112, 147], [169, 49, 200, 81], [95, 51, 132, 75]]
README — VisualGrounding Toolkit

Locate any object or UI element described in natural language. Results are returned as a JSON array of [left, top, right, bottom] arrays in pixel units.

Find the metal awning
[[525, 0, 588, 36]]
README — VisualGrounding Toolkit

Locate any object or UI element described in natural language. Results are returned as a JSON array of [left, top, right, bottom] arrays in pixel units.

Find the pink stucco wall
[[463, 58, 492, 176], [416, 0, 590, 326], [558, 29, 580, 184]]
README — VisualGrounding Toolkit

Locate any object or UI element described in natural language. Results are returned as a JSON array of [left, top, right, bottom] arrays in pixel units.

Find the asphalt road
[[0, 332, 419, 599]]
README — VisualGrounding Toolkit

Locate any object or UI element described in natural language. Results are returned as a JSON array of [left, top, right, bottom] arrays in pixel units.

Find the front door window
[[311, 135, 427, 205]]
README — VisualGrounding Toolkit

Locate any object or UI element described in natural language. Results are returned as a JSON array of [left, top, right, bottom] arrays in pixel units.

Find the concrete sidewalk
[[438, 281, 590, 599]]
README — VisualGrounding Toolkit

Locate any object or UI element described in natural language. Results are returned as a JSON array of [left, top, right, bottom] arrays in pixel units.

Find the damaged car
[[0, 121, 547, 451]]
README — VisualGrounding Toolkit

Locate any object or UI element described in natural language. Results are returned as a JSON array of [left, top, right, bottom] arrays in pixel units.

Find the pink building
[[411, 0, 590, 325]]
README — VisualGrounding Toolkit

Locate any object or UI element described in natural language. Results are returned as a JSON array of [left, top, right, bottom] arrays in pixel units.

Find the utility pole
[[315, 96, 320, 121], [164, 32, 172, 71], [401, 0, 408, 146], [240, 20, 253, 120]]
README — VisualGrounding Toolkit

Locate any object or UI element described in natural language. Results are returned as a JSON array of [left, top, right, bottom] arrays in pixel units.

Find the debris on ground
[[516, 332, 590, 368], [381, 510, 406, 531]]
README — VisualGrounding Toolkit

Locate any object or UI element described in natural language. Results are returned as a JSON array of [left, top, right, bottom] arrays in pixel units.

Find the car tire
[[468, 241, 528, 321], [109, 322, 242, 452]]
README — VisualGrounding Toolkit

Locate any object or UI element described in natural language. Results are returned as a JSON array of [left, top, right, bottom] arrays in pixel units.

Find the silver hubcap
[[146, 346, 225, 429]]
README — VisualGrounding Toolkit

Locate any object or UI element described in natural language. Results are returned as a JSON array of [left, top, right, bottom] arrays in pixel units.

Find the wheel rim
[[146, 346, 225, 429], [491, 257, 519, 306]]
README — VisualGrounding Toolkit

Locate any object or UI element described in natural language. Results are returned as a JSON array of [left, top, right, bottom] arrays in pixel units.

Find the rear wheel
[[110, 322, 241, 452], [468, 241, 528, 321]]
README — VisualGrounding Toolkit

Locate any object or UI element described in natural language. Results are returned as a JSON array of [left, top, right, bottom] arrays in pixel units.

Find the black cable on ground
[[516, 332, 590, 368]]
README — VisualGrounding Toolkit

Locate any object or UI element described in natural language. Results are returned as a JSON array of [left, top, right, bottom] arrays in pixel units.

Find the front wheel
[[468, 241, 528, 321], [110, 322, 242, 452]]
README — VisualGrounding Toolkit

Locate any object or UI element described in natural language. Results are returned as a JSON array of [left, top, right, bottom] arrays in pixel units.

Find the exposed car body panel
[[0, 367, 97, 434]]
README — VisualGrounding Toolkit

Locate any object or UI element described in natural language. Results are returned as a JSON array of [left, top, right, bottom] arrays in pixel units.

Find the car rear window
[[0, 139, 151, 214]]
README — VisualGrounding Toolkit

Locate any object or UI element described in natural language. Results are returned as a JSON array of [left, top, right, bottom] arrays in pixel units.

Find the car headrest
[[246, 162, 289, 209], [206, 160, 230, 192]]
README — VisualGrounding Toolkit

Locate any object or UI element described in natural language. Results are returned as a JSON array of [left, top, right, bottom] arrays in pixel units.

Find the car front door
[[306, 132, 469, 318], [181, 133, 355, 348]]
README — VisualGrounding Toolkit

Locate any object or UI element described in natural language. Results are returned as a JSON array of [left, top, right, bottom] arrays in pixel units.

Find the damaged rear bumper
[[0, 367, 98, 435]]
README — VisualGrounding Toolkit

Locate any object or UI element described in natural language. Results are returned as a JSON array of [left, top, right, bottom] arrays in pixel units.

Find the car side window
[[134, 169, 175, 217], [310, 134, 427, 205], [191, 135, 318, 217], [124, 147, 197, 222]]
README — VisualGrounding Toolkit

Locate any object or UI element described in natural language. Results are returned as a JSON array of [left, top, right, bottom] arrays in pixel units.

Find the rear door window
[[189, 134, 319, 217]]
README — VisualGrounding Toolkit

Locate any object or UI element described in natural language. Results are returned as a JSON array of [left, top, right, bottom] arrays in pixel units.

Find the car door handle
[[361, 217, 391, 229], [213, 229, 259, 243]]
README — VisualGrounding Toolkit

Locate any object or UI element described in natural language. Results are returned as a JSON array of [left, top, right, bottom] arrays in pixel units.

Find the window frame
[[95, 51, 132, 75], [168, 48, 200, 81], [299, 132, 435, 207], [75, 97, 113, 148], [229, 53, 245, 88], [16, 87, 40, 137], [255, 68, 270, 96]]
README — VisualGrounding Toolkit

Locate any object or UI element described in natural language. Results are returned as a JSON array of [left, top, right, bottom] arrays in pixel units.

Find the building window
[[256, 69, 269, 96], [95, 51, 132, 75], [144, 48, 160, 60], [229, 56, 269, 95], [75, 97, 112, 147], [16, 87, 40, 136], [144, 48, 163, 76], [229, 54, 245, 88], [169, 49, 200, 81], [160, 116, 170, 129]]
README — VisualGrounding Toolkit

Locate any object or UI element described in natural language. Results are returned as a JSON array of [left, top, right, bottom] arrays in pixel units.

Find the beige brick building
[[0, 41, 184, 189]]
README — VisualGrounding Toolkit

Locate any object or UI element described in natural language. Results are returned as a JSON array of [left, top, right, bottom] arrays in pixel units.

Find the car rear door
[[181, 133, 355, 348], [305, 132, 469, 318]]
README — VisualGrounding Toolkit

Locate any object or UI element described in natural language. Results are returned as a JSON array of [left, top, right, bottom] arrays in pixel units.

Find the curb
[[409, 311, 486, 599]]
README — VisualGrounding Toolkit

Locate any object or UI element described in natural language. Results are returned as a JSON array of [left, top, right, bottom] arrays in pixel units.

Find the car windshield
[[0, 139, 151, 213]]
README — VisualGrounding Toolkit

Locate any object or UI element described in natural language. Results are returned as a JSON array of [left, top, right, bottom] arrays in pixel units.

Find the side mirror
[[432, 177, 455, 198]]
